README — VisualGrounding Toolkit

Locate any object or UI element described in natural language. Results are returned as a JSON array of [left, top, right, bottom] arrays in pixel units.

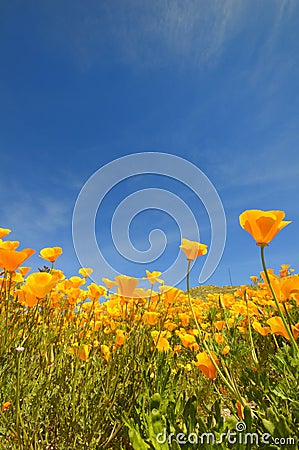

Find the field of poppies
[[0, 210, 299, 449]]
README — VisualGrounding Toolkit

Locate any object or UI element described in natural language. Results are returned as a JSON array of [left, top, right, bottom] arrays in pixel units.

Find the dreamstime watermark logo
[[156, 422, 297, 446], [72, 152, 226, 288]]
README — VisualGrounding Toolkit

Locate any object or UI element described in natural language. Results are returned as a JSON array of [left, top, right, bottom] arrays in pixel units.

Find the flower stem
[[186, 260, 246, 407], [260, 245, 298, 350]]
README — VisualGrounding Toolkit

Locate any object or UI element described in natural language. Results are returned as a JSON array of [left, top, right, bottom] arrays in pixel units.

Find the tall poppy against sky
[[239, 210, 291, 246]]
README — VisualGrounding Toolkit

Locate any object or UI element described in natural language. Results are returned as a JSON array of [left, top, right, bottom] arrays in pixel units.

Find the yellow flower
[[68, 343, 89, 362], [51, 269, 65, 281], [17, 285, 39, 308], [1, 401, 12, 413], [102, 277, 117, 290], [180, 238, 208, 260], [69, 276, 86, 288], [252, 321, 271, 336], [0, 239, 20, 250], [101, 344, 111, 362], [40, 246, 62, 263], [280, 275, 299, 304], [115, 329, 125, 347], [178, 333, 197, 349], [0, 247, 35, 272], [159, 286, 184, 304], [115, 274, 138, 297], [78, 267, 93, 278], [151, 331, 170, 352], [267, 316, 298, 341], [87, 283, 106, 301], [142, 270, 163, 285], [26, 272, 56, 298], [18, 266, 31, 277], [142, 311, 160, 325], [79, 344, 89, 362], [194, 351, 219, 380], [250, 276, 258, 284], [0, 228, 11, 239], [239, 210, 291, 246], [221, 345, 230, 355], [214, 320, 226, 331]]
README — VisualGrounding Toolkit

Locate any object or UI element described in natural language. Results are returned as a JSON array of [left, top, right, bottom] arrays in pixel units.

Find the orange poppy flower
[[101, 344, 111, 362], [18, 267, 31, 277], [252, 321, 271, 336], [250, 276, 258, 284], [68, 343, 89, 362], [0, 240, 20, 250], [78, 267, 93, 278], [79, 344, 89, 362], [115, 329, 125, 347], [236, 400, 244, 419], [142, 311, 160, 325], [194, 351, 219, 380], [160, 286, 184, 304], [102, 277, 117, 290], [17, 285, 39, 307], [26, 272, 57, 298], [0, 248, 35, 272], [180, 238, 208, 260], [267, 316, 290, 340], [115, 274, 138, 297], [39, 247, 62, 263], [280, 275, 299, 304], [151, 331, 170, 352], [178, 332, 197, 349], [87, 283, 106, 301], [69, 276, 86, 288], [239, 210, 291, 246], [142, 270, 163, 285], [1, 401, 12, 413], [0, 228, 11, 239], [221, 345, 230, 355]]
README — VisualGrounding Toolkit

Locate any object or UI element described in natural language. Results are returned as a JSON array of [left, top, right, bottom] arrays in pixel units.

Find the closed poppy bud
[[79, 344, 89, 362], [221, 345, 230, 355], [115, 329, 125, 347], [236, 400, 244, 419], [101, 344, 111, 362]]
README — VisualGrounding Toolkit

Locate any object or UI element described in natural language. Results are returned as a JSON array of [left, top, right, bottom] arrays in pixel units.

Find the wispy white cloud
[[36, 0, 296, 71], [0, 178, 72, 242]]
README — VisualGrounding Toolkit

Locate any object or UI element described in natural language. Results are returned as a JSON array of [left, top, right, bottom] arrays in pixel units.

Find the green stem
[[245, 290, 259, 366], [260, 245, 298, 350], [186, 260, 246, 407]]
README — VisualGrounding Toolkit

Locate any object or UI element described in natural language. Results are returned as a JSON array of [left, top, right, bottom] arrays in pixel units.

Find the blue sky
[[1, 0, 299, 289]]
